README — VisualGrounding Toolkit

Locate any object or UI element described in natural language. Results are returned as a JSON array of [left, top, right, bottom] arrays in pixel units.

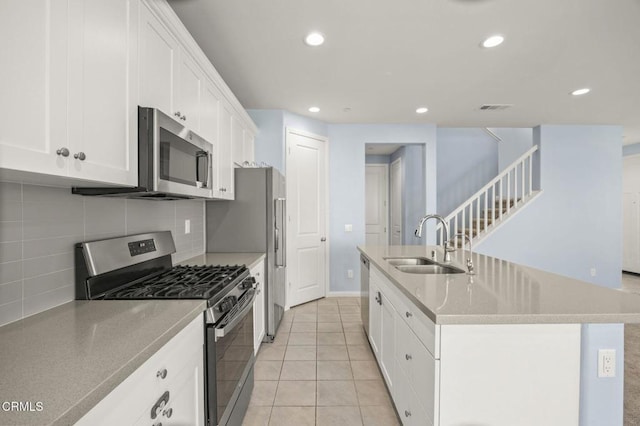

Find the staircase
[[437, 145, 541, 248]]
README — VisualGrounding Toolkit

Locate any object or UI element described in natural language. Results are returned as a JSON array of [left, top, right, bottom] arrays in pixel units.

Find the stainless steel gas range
[[75, 231, 255, 426]]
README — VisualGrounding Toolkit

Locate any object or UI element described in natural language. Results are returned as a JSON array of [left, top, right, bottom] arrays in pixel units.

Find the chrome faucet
[[415, 214, 454, 263], [452, 232, 475, 275]]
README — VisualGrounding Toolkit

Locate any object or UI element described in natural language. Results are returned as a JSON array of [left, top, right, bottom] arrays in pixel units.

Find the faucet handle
[[466, 258, 475, 275]]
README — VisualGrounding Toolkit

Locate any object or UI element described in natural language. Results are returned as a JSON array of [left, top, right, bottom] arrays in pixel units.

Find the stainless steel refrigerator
[[206, 167, 286, 341]]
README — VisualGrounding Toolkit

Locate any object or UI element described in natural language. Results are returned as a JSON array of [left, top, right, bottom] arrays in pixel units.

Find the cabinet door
[[243, 130, 255, 164], [380, 291, 396, 393], [176, 50, 202, 132], [200, 80, 220, 146], [231, 115, 244, 167], [67, 0, 138, 185], [368, 280, 381, 357], [217, 103, 234, 199], [0, 0, 69, 177], [139, 1, 178, 115]]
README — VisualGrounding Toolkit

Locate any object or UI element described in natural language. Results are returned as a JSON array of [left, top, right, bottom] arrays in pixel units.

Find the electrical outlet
[[598, 349, 616, 378], [590, 267, 597, 277], [347, 269, 354, 279], [345, 224, 353, 232], [185, 219, 191, 234]]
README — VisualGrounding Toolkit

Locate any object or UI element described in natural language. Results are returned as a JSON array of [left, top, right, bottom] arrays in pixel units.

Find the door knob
[[74, 152, 86, 161], [56, 147, 69, 157], [320, 237, 326, 242]]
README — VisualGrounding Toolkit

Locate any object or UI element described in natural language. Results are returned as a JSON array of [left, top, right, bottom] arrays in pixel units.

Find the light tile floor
[[242, 297, 400, 426]]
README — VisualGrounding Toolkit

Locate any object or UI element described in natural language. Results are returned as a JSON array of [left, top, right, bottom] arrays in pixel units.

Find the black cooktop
[[100, 265, 249, 300]]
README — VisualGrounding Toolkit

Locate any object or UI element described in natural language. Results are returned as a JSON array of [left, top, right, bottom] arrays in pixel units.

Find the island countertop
[[359, 245, 640, 325], [0, 299, 206, 426]]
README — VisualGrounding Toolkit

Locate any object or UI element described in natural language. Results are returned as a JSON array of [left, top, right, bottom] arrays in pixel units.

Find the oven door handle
[[214, 290, 256, 342]]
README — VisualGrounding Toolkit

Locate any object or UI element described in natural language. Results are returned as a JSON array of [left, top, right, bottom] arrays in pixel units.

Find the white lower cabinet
[[76, 315, 204, 426], [251, 259, 266, 354]]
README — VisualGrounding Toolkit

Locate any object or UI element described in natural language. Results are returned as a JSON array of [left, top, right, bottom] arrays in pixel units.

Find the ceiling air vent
[[479, 104, 512, 111]]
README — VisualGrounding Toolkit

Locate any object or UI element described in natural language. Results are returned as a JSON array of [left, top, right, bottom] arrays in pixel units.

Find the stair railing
[[437, 145, 539, 246]]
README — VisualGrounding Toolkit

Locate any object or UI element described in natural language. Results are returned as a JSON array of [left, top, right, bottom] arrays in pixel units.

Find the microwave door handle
[[196, 150, 209, 188]]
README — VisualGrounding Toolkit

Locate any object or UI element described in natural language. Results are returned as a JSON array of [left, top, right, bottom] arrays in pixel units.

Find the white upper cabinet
[[0, 1, 69, 177], [243, 130, 256, 165], [1, 0, 256, 192], [67, 0, 139, 186], [139, 1, 179, 115], [217, 103, 234, 200], [176, 52, 203, 132]]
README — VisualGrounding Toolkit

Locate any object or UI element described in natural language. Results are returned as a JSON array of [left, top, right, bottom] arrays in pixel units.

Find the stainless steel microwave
[[73, 107, 213, 200]]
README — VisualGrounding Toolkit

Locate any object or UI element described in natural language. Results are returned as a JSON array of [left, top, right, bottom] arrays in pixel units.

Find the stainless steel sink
[[395, 264, 465, 275], [383, 257, 436, 266]]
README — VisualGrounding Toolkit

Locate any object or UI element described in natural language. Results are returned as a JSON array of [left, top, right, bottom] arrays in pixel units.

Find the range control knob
[[218, 295, 237, 313], [240, 277, 256, 290]]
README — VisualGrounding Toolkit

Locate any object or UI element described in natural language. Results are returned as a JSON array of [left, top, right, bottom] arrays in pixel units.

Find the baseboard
[[326, 291, 361, 297]]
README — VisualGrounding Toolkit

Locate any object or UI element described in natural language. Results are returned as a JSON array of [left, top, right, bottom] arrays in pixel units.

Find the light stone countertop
[[179, 252, 266, 270], [359, 245, 640, 325], [0, 299, 206, 426]]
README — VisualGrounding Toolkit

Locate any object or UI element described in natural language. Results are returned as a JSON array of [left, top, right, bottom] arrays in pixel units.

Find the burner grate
[[101, 264, 248, 300]]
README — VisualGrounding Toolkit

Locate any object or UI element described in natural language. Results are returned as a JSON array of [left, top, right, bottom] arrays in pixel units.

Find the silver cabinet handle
[[405, 410, 411, 417], [181, 114, 186, 121], [405, 311, 413, 318], [405, 353, 412, 360], [74, 152, 86, 161], [56, 147, 69, 157], [163, 408, 173, 418], [174, 111, 181, 118], [321, 237, 326, 242], [156, 368, 167, 379]]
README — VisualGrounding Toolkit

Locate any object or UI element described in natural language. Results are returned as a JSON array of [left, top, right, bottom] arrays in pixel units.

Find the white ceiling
[[168, 0, 640, 145]]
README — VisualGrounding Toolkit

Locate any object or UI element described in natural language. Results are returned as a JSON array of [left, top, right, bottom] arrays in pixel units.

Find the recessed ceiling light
[[416, 107, 428, 114], [304, 32, 325, 47], [308, 106, 320, 113], [481, 35, 504, 48], [571, 88, 591, 96]]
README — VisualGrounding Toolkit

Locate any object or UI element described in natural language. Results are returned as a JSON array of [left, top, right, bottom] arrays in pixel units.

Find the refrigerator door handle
[[275, 198, 286, 268], [281, 199, 287, 268]]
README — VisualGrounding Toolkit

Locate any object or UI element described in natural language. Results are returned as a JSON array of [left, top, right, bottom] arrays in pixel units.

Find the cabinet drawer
[[394, 368, 432, 426]]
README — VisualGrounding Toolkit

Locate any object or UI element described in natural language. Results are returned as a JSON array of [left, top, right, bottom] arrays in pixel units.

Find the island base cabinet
[[438, 324, 581, 426]]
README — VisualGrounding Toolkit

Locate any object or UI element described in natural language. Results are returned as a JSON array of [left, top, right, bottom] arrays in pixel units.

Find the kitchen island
[[358, 245, 640, 426]]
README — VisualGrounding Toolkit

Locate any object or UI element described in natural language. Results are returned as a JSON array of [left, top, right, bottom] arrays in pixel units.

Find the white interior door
[[390, 157, 403, 245], [623, 192, 640, 272], [286, 129, 328, 307], [365, 164, 389, 246]]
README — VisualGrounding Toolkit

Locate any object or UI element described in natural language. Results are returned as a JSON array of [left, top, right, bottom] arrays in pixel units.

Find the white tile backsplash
[[0, 181, 206, 326]]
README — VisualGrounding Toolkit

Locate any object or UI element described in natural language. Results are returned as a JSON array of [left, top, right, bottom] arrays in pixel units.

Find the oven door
[[207, 290, 255, 426], [150, 108, 213, 198]]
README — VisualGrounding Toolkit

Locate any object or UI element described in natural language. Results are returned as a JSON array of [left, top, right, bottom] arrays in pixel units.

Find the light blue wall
[[283, 111, 328, 140], [436, 128, 498, 217], [327, 124, 437, 293], [476, 125, 624, 425], [623, 142, 640, 157], [247, 109, 285, 173], [493, 127, 534, 169], [390, 145, 426, 245]]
